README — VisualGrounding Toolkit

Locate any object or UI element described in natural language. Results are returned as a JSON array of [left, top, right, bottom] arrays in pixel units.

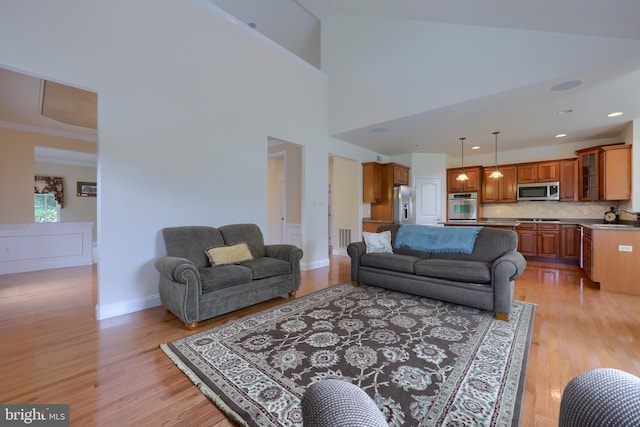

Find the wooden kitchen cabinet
[[392, 163, 410, 186], [582, 227, 593, 280], [577, 143, 631, 201], [598, 144, 631, 200], [481, 165, 517, 203], [362, 221, 391, 234], [517, 161, 559, 183], [561, 224, 580, 261], [368, 162, 411, 222], [577, 147, 600, 201], [447, 167, 482, 193], [362, 162, 382, 203], [517, 223, 537, 257], [537, 223, 560, 258], [559, 159, 578, 201], [517, 222, 562, 259]]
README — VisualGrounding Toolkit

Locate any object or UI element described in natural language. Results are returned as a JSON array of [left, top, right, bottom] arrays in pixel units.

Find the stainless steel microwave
[[517, 182, 560, 201]]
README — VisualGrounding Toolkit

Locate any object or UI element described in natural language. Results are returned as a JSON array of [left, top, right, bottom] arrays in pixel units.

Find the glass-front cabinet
[[577, 148, 598, 201]]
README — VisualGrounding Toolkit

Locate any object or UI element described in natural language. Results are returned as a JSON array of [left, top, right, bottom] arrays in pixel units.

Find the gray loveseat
[[347, 224, 526, 320], [155, 224, 303, 329]]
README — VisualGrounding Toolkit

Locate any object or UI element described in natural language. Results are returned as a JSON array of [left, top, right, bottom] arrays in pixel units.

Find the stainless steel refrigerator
[[393, 185, 416, 224]]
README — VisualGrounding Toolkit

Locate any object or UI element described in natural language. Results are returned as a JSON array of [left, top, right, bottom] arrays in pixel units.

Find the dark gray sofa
[[347, 224, 526, 320], [155, 224, 303, 329]]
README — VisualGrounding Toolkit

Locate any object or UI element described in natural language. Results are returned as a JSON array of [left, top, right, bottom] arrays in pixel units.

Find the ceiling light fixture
[[456, 137, 469, 181], [472, 146, 480, 150], [607, 112, 624, 118], [555, 133, 567, 138], [557, 109, 574, 115], [489, 131, 503, 179]]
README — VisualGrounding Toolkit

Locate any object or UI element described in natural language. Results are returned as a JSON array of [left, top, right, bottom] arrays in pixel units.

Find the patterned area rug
[[161, 282, 535, 426]]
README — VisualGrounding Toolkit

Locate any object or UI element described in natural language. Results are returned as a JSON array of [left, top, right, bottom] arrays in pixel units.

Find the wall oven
[[448, 192, 478, 221]]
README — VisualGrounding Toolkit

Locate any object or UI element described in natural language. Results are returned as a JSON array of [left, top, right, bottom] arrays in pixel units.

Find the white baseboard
[[95, 294, 161, 320]]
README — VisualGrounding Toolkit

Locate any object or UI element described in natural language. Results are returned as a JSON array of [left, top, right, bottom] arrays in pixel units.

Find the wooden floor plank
[[1, 257, 640, 426]]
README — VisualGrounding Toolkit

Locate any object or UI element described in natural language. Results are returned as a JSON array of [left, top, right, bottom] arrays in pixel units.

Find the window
[[34, 193, 60, 223]]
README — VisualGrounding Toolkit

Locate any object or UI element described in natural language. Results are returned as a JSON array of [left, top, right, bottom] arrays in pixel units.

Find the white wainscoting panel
[[0, 222, 94, 275]]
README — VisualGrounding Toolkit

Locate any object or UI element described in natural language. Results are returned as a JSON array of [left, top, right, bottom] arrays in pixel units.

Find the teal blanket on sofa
[[395, 224, 483, 254]]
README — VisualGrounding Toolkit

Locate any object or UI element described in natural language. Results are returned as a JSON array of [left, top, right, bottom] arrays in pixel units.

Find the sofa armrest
[[491, 250, 526, 316], [155, 256, 201, 283], [493, 250, 527, 281], [265, 244, 304, 263], [347, 242, 366, 282]]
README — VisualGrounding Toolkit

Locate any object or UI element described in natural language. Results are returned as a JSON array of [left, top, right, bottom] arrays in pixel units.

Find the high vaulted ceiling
[[2, 1, 640, 158], [210, 0, 640, 156]]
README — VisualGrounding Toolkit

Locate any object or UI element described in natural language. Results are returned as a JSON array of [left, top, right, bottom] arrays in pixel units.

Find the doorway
[[267, 138, 302, 246]]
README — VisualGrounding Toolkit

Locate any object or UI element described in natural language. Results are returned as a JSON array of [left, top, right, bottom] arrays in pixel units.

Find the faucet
[[619, 209, 640, 227]]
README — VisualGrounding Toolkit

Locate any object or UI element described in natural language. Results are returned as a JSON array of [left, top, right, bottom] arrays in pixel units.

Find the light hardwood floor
[[1, 257, 639, 426]]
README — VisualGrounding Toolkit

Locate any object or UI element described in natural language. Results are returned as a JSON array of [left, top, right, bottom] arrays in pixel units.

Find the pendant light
[[489, 131, 504, 179], [456, 137, 469, 181]]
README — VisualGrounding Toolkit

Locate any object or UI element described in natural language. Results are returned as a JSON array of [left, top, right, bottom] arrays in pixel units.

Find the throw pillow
[[205, 242, 254, 266], [363, 231, 393, 254]]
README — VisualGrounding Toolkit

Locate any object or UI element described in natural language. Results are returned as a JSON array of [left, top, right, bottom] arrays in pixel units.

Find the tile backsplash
[[482, 201, 623, 220]]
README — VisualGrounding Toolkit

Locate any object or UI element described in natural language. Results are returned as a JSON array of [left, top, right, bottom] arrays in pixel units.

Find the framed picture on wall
[[77, 181, 97, 197]]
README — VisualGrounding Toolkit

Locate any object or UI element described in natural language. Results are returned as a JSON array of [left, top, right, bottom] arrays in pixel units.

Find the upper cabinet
[[577, 148, 599, 201], [481, 166, 517, 203], [517, 161, 559, 183], [559, 159, 578, 201], [391, 163, 410, 186], [599, 144, 631, 201], [447, 167, 482, 193], [362, 162, 382, 203], [576, 143, 631, 201]]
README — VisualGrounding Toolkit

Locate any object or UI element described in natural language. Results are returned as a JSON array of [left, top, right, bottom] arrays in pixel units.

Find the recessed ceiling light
[[557, 109, 574, 115], [555, 133, 567, 138], [471, 146, 480, 150], [551, 80, 583, 91], [371, 127, 388, 133], [607, 112, 623, 118]]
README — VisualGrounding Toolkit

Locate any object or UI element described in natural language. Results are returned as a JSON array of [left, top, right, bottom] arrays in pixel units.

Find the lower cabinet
[[582, 227, 593, 280], [517, 223, 566, 260], [561, 224, 580, 261], [362, 221, 392, 234], [536, 224, 560, 259]]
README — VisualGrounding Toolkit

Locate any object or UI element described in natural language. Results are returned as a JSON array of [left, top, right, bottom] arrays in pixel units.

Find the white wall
[[0, 0, 339, 319]]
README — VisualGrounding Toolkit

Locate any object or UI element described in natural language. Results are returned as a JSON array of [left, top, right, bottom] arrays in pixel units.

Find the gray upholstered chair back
[[302, 379, 389, 427], [559, 368, 640, 426], [161, 226, 225, 269], [219, 224, 266, 258]]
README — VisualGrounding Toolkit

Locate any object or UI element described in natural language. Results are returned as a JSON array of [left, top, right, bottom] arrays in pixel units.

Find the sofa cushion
[[363, 231, 393, 253], [242, 257, 291, 280], [200, 265, 252, 292], [360, 253, 421, 274], [414, 259, 492, 283], [219, 224, 266, 258], [205, 242, 254, 266], [162, 226, 225, 269]]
